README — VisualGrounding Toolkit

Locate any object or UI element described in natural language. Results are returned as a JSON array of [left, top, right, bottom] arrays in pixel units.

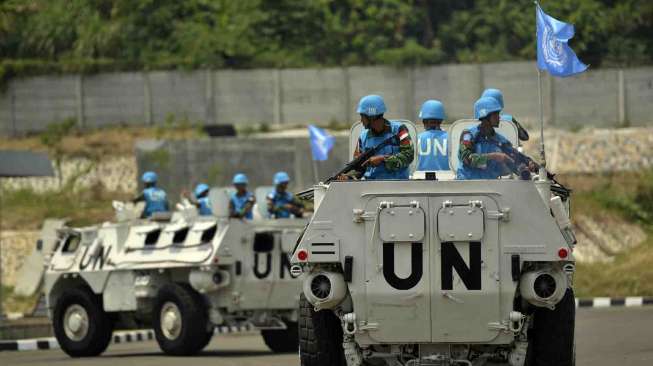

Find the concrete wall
[[149, 70, 209, 124], [1, 63, 652, 134], [136, 136, 351, 198], [624, 68, 653, 127], [10, 76, 78, 134], [214, 69, 278, 125], [83, 72, 145, 128], [281, 68, 348, 125]]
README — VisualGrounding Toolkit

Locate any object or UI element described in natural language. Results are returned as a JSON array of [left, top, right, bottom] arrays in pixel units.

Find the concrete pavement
[[2, 307, 652, 366]]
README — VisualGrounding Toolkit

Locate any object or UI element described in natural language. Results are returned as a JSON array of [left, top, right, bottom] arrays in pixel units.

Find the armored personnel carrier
[[43, 190, 306, 357], [291, 120, 576, 366]]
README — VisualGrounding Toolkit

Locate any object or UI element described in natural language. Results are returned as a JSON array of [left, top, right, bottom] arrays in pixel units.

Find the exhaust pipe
[[303, 271, 347, 310], [519, 268, 567, 309]]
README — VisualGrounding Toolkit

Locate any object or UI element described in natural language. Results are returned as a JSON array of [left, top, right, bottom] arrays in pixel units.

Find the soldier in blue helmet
[[132, 171, 170, 218], [456, 97, 516, 180], [416, 99, 449, 171], [229, 173, 256, 220], [340, 95, 414, 180], [480, 88, 530, 142], [266, 171, 304, 219], [193, 183, 213, 216]]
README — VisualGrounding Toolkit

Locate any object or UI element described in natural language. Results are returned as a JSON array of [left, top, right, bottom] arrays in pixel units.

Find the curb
[[0, 325, 255, 352], [575, 297, 653, 308]]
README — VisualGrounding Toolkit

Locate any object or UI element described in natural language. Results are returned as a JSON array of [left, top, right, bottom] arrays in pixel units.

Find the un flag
[[536, 4, 588, 77], [308, 125, 335, 161]]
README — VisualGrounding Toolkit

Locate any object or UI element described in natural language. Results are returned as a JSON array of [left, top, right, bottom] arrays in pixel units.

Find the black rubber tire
[[52, 287, 113, 357], [299, 294, 346, 366], [526, 288, 576, 366], [261, 320, 299, 353], [197, 327, 215, 351], [153, 283, 209, 356]]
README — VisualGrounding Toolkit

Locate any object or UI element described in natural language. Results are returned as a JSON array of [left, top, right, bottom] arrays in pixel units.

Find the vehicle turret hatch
[[437, 204, 484, 242], [379, 206, 425, 242]]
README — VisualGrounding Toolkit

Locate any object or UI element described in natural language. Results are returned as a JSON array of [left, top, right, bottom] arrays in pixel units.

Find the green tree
[[0, 0, 651, 75]]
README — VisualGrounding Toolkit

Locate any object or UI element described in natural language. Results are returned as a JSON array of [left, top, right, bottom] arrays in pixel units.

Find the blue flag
[[308, 125, 335, 161], [536, 4, 588, 77]]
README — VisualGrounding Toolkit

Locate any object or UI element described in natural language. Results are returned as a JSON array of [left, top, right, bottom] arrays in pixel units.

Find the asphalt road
[[2, 307, 652, 366]]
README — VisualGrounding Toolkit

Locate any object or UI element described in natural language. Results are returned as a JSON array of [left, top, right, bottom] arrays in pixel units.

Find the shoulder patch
[[461, 131, 473, 146], [397, 125, 411, 145]]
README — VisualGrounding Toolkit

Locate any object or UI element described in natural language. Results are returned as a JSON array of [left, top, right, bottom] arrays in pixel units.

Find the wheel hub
[[63, 304, 89, 341], [160, 302, 182, 340]]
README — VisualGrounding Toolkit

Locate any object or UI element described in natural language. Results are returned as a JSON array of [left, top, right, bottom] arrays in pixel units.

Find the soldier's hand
[[487, 152, 514, 165], [528, 160, 538, 172], [364, 155, 386, 167]]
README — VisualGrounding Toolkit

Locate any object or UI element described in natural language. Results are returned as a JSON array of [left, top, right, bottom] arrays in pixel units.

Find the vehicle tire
[[261, 320, 299, 353], [299, 294, 346, 366], [153, 283, 210, 356], [197, 327, 215, 351], [52, 287, 113, 357], [526, 288, 576, 366]]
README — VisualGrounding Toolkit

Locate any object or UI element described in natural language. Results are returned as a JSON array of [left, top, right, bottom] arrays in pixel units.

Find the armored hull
[[44, 215, 306, 357], [292, 178, 576, 366]]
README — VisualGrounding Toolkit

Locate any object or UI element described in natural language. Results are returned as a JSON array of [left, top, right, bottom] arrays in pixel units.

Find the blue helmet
[[194, 183, 210, 198], [142, 171, 158, 183], [419, 100, 446, 120], [273, 171, 290, 185], [474, 97, 502, 119], [481, 88, 504, 109], [232, 173, 249, 185], [356, 95, 386, 116]]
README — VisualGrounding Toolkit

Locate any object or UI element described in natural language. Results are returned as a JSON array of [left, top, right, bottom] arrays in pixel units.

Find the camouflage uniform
[[351, 119, 414, 180], [456, 125, 512, 180]]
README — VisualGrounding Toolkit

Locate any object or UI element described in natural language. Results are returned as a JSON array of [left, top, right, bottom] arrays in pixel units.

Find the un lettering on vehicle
[[79, 245, 112, 271], [382, 241, 481, 291], [252, 252, 297, 280]]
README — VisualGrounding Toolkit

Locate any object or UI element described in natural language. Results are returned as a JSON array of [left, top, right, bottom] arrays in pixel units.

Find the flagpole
[[311, 160, 319, 184], [537, 68, 546, 170], [535, 0, 547, 178]]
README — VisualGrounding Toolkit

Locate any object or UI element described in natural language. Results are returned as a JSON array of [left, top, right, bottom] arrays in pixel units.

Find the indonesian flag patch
[[397, 128, 410, 145]]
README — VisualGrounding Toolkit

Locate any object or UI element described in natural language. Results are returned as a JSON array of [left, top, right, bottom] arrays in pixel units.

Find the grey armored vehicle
[[43, 189, 305, 357], [291, 120, 576, 366]]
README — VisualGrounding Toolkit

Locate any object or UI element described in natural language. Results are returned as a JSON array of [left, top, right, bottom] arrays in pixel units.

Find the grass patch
[[1, 285, 41, 315], [564, 170, 653, 297], [575, 234, 653, 297], [0, 122, 206, 158], [1, 185, 131, 230]]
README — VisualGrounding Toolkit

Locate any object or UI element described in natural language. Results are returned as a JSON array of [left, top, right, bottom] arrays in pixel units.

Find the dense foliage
[[1, 0, 651, 78]]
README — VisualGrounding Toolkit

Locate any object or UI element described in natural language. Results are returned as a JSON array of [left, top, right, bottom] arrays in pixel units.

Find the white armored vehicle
[[43, 190, 306, 357], [292, 120, 576, 366]]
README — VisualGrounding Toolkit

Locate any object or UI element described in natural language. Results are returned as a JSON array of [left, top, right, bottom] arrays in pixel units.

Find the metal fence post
[[343, 67, 351, 123], [205, 69, 215, 125], [407, 67, 416, 122], [76, 74, 85, 128], [618, 69, 627, 127], [144, 72, 152, 125], [9, 81, 17, 136], [274, 69, 282, 125]]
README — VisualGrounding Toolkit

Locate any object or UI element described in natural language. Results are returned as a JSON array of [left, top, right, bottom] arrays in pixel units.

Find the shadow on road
[[99, 350, 292, 359]]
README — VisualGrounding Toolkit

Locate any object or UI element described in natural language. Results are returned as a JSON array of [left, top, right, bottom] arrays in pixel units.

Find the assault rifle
[[297, 134, 398, 200], [499, 143, 571, 200]]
